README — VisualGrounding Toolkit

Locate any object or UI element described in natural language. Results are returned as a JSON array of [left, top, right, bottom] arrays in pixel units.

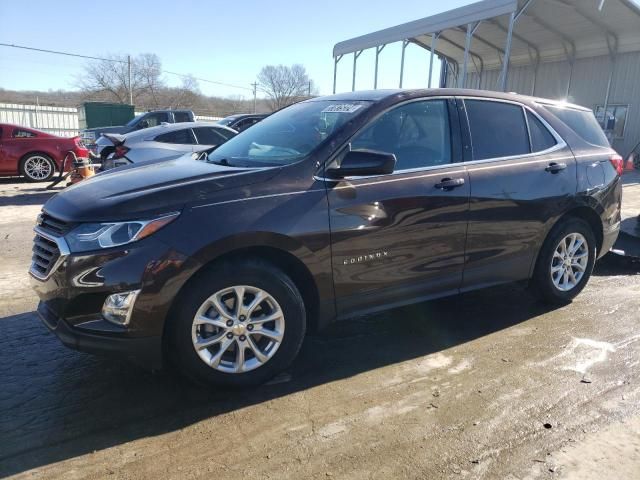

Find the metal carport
[[332, 0, 640, 155]]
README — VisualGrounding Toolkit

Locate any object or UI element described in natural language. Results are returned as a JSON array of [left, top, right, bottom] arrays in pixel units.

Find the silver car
[[96, 122, 237, 170]]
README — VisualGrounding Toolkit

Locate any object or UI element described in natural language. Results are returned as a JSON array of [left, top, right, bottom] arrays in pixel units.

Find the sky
[[0, 0, 473, 100]]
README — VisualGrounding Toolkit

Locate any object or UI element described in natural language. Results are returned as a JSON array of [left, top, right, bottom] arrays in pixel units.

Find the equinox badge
[[343, 251, 389, 265]]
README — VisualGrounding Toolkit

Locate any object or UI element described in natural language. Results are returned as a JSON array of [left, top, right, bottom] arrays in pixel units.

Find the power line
[[0, 42, 127, 63], [163, 70, 252, 92], [0, 42, 253, 92]]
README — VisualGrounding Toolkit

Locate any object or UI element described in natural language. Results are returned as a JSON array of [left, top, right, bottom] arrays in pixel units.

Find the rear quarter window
[[543, 105, 609, 148], [13, 129, 36, 138]]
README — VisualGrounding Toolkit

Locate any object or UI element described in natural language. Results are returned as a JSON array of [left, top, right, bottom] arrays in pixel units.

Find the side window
[[142, 112, 169, 128], [465, 100, 529, 160], [173, 112, 191, 123], [350, 99, 452, 171], [235, 119, 253, 131], [192, 127, 228, 145], [527, 111, 557, 152], [13, 129, 36, 138], [155, 128, 195, 144]]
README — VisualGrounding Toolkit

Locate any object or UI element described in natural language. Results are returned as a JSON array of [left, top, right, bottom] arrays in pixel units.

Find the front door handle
[[435, 177, 465, 190], [545, 162, 567, 173]]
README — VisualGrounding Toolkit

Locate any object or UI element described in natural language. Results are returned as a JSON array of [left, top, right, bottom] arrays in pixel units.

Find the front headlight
[[65, 212, 179, 253]]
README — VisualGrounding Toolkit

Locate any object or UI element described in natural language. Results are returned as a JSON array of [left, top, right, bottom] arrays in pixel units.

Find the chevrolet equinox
[[30, 89, 622, 387]]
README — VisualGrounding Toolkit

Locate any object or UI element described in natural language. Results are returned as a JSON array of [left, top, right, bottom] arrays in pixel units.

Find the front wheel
[[531, 218, 596, 304], [21, 154, 56, 182], [169, 259, 306, 387]]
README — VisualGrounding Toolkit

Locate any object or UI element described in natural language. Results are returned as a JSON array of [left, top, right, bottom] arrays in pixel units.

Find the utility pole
[[251, 82, 257, 113], [308, 80, 311, 97], [128, 55, 133, 105]]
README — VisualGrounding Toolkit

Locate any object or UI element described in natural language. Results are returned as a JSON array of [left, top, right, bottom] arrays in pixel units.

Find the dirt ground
[[0, 174, 639, 480]]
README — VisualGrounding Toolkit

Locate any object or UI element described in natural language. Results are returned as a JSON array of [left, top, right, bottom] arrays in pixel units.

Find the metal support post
[[352, 51, 362, 92], [499, 12, 516, 91], [333, 55, 342, 94], [428, 32, 440, 88], [460, 23, 475, 88], [399, 40, 409, 88], [374, 45, 386, 89]]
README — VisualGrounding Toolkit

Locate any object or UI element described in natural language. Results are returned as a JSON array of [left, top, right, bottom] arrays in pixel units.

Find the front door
[[326, 98, 470, 318]]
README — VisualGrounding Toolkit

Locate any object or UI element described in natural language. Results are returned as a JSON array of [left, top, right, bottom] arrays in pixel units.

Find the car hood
[[43, 154, 280, 223]]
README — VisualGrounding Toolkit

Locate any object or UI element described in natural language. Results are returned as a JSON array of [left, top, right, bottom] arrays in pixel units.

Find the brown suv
[[31, 89, 622, 386]]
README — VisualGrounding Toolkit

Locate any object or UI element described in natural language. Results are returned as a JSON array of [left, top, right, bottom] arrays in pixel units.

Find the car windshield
[[125, 113, 146, 127], [207, 100, 372, 167], [217, 117, 236, 126]]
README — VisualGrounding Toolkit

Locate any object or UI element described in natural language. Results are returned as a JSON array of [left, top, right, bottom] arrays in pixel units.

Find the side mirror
[[326, 149, 396, 179], [138, 120, 150, 129]]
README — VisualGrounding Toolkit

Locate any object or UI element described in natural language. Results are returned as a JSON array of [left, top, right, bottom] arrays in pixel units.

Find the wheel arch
[[164, 233, 327, 348], [529, 204, 604, 277]]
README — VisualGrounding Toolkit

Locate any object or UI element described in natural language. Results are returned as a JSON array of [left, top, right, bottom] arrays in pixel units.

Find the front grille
[[38, 213, 72, 236], [31, 234, 61, 278]]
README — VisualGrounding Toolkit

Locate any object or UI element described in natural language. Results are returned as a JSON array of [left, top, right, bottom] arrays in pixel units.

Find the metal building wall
[[447, 51, 640, 156]]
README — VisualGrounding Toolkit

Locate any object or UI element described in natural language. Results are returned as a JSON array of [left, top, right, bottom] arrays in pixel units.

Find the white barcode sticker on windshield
[[321, 104, 363, 113]]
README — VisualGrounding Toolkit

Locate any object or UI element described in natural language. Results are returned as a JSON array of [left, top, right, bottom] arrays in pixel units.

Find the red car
[[0, 124, 89, 182]]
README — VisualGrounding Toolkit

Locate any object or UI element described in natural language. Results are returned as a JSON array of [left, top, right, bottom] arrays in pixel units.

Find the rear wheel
[[21, 154, 55, 182], [531, 218, 596, 304], [169, 259, 306, 387]]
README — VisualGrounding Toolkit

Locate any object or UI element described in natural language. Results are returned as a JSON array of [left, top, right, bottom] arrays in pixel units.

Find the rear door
[[327, 98, 470, 317], [459, 97, 576, 289]]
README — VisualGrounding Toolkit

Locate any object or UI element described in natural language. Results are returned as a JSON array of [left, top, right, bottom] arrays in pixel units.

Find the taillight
[[609, 154, 624, 176], [114, 145, 130, 159]]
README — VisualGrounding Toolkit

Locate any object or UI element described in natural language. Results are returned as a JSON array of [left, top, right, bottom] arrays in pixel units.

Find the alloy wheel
[[24, 156, 53, 180], [550, 232, 589, 292], [191, 285, 285, 373]]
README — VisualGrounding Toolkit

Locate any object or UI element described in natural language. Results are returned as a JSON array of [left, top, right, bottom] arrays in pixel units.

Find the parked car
[[218, 113, 268, 132], [96, 122, 237, 171], [30, 89, 621, 387], [81, 109, 196, 155], [0, 124, 88, 181]]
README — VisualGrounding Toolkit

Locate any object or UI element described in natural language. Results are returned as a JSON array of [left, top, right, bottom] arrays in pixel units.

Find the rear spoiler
[[102, 133, 126, 146]]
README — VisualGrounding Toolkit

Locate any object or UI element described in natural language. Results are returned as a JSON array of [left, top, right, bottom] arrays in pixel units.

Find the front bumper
[[30, 234, 201, 370], [38, 301, 162, 370]]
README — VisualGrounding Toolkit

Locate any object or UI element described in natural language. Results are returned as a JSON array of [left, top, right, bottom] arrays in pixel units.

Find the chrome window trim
[[29, 226, 70, 281], [316, 94, 570, 183]]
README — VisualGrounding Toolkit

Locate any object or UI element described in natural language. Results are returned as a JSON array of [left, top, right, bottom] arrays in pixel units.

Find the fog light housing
[[102, 290, 140, 326]]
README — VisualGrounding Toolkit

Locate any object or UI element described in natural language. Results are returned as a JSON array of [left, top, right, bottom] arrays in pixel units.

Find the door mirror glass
[[326, 149, 396, 178]]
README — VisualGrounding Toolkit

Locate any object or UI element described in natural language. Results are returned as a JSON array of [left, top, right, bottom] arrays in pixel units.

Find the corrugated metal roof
[[334, 0, 640, 71]]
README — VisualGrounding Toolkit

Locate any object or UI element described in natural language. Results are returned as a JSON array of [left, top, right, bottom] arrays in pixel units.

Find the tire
[[531, 217, 596, 305], [169, 259, 306, 387], [20, 153, 56, 182]]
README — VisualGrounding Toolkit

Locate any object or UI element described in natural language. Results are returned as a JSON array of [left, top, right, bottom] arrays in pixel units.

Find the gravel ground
[[0, 176, 639, 480]]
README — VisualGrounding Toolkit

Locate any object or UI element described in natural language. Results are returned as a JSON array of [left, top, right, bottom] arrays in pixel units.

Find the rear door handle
[[545, 162, 567, 173], [435, 177, 465, 190]]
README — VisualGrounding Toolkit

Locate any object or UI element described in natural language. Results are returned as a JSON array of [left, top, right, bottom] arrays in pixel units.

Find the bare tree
[[257, 64, 315, 110], [77, 53, 164, 105]]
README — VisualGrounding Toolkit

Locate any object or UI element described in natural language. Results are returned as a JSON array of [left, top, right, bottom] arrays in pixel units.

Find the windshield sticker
[[321, 104, 363, 114]]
